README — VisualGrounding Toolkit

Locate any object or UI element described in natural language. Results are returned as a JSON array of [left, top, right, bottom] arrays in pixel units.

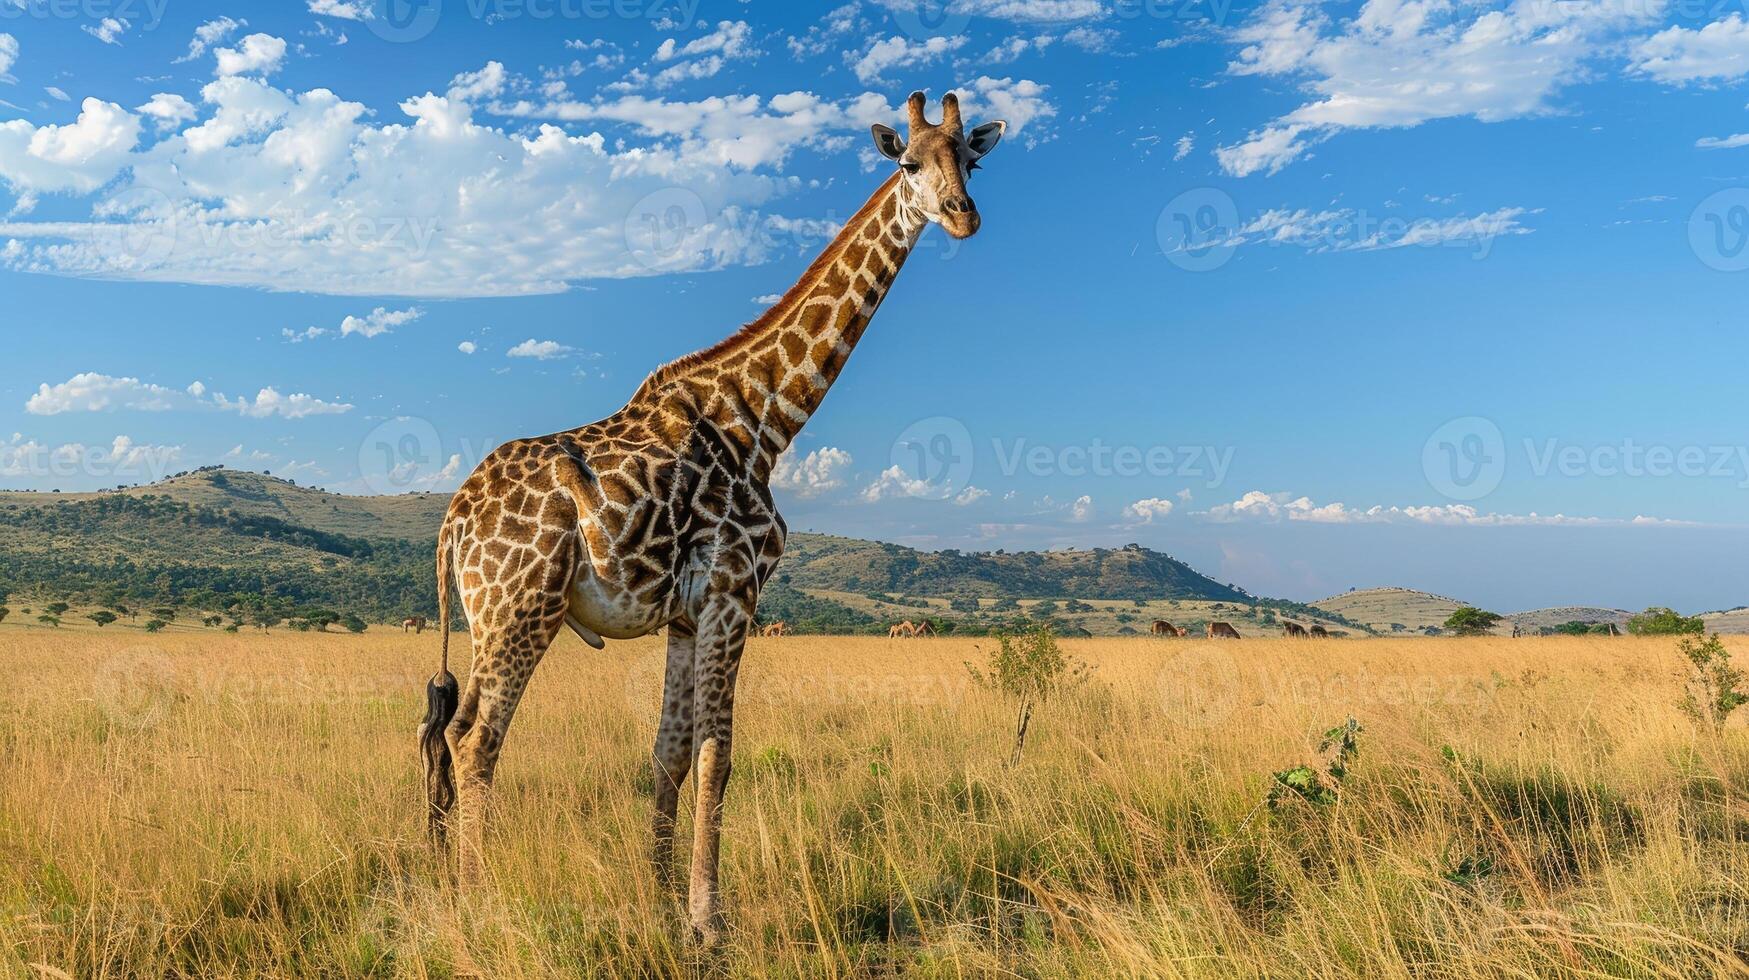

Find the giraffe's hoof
[[687, 910, 728, 949]]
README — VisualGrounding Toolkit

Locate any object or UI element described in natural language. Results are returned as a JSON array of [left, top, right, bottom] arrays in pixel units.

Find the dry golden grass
[[4, 629, 1749, 978]]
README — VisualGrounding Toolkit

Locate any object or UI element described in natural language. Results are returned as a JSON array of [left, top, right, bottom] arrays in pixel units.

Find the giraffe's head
[[870, 91, 1006, 239]]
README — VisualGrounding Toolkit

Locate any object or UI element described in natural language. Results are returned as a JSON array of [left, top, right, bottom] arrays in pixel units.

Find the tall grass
[[2, 630, 1747, 977]]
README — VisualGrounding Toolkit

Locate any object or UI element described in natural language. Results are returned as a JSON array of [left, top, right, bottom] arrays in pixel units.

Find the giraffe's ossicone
[[418, 90, 1008, 943]]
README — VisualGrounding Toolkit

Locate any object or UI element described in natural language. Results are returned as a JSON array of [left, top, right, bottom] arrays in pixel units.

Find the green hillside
[[0, 468, 1321, 635]]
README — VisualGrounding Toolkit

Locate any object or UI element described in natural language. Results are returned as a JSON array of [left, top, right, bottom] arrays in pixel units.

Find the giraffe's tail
[[420, 521, 461, 846]]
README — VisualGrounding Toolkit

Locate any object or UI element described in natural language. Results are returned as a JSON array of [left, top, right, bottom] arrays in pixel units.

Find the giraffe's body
[[419, 91, 1007, 942]]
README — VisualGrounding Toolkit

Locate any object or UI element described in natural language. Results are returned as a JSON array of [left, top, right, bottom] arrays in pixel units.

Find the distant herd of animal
[[1153, 619, 1341, 639]]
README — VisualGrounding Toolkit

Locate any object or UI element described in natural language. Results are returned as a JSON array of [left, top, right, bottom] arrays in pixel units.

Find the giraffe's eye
[[899, 161, 921, 174]]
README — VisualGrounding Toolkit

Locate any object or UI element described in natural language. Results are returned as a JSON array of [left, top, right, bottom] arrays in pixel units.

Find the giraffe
[[888, 620, 917, 638], [758, 621, 790, 638], [417, 91, 1006, 942]]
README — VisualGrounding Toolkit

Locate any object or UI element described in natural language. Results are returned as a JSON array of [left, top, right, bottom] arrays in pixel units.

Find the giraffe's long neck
[[643, 173, 928, 478]]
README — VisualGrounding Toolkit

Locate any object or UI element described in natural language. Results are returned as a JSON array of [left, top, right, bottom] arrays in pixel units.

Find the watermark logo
[[890, 0, 971, 40], [1689, 188, 1749, 272], [624, 187, 708, 271], [889, 416, 975, 499], [369, 0, 443, 42], [94, 648, 177, 728], [1158, 188, 1239, 272], [1423, 416, 1506, 501], [358, 416, 445, 495]]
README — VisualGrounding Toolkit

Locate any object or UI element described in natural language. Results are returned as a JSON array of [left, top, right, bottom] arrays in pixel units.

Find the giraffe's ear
[[871, 124, 907, 162], [967, 120, 1006, 159]]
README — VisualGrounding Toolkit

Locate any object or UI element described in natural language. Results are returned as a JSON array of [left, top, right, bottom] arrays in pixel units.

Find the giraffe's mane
[[632, 171, 904, 401]]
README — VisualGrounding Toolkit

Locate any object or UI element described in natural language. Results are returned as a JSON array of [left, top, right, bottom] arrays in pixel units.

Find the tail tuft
[[420, 669, 460, 845]]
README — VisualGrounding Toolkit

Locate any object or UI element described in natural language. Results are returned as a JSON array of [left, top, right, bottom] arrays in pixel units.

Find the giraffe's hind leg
[[445, 593, 569, 886]]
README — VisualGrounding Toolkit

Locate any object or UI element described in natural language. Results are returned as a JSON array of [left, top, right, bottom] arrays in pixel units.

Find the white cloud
[[282, 325, 327, 343], [1059, 25, 1116, 51], [984, 34, 1054, 63], [861, 464, 937, 502], [1122, 497, 1175, 523], [308, 0, 374, 21], [0, 97, 140, 194], [340, 305, 423, 338], [0, 33, 16, 81], [919, 0, 1105, 21], [951, 76, 1056, 141], [1173, 133, 1193, 160], [1176, 204, 1535, 258], [213, 387, 352, 418], [954, 485, 990, 505], [177, 16, 243, 63], [1199, 490, 1690, 527], [853, 35, 968, 84], [1632, 14, 1749, 84], [1218, 0, 1664, 177], [788, 4, 861, 58], [0, 433, 181, 482], [447, 62, 508, 102], [29, 371, 350, 419], [26, 372, 181, 414], [457, 340, 477, 354], [214, 34, 287, 77], [136, 93, 197, 131], [44, 86, 69, 102], [655, 19, 755, 62], [0, 72, 1050, 297], [506, 338, 574, 360], [82, 17, 129, 45], [771, 445, 852, 498], [1698, 132, 1749, 149]]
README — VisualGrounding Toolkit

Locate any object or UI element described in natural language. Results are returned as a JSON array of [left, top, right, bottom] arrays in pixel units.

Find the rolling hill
[[0, 468, 1288, 635]]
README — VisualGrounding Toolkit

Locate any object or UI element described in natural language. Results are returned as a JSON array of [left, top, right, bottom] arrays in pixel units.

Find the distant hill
[[1315, 587, 1468, 634], [778, 534, 1253, 602], [1507, 607, 1633, 633], [0, 468, 1271, 633]]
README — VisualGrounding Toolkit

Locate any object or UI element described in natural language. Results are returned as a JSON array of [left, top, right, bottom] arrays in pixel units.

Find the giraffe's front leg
[[651, 624, 696, 894], [687, 590, 752, 944]]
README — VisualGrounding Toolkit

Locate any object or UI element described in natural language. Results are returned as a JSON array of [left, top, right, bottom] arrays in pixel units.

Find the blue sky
[[1, 0, 1747, 611]]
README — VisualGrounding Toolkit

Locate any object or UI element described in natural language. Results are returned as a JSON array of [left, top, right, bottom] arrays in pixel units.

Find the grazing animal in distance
[[1308, 624, 1329, 638], [417, 89, 1008, 943], [1282, 621, 1307, 638], [889, 621, 917, 638], [758, 622, 789, 638], [912, 620, 935, 637], [1207, 621, 1241, 639], [402, 616, 427, 634], [1151, 620, 1179, 636]]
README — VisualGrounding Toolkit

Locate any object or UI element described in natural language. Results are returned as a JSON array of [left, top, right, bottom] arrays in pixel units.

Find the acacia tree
[[1628, 607, 1705, 636], [1444, 607, 1503, 637], [88, 611, 117, 628]]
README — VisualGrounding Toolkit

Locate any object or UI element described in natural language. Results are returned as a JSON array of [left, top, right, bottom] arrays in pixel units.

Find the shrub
[[1628, 607, 1705, 636], [966, 625, 1088, 766], [1678, 633, 1748, 729]]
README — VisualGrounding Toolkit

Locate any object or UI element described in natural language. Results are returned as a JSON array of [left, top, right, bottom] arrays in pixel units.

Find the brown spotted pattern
[[419, 92, 1013, 944]]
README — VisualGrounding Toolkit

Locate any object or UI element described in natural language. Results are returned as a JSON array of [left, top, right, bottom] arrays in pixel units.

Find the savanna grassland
[[4, 629, 1749, 978]]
